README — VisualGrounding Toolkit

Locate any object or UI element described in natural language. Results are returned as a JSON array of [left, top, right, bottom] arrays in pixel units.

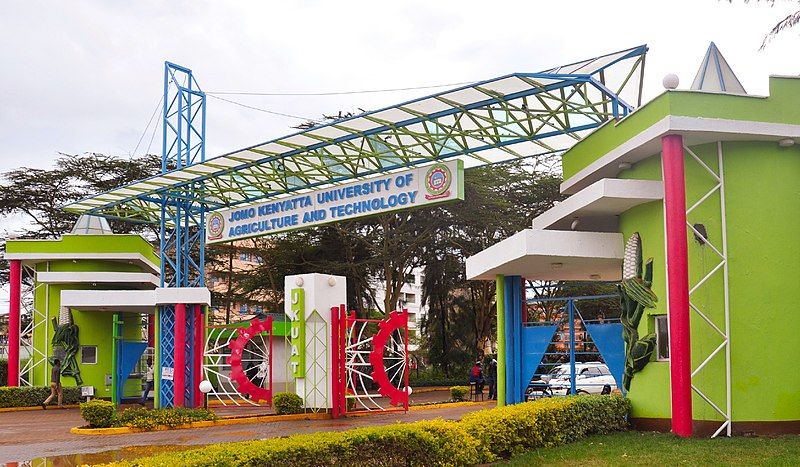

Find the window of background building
[[239, 303, 249, 314], [81, 345, 97, 364], [655, 315, 669, 361], [239, 252, 250, 262]]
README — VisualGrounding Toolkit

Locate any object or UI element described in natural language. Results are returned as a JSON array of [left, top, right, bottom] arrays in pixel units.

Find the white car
[[526, 362, 616, 399]]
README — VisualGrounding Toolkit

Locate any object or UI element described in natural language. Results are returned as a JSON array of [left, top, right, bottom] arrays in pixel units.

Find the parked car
[[526, 362, 616, 400]]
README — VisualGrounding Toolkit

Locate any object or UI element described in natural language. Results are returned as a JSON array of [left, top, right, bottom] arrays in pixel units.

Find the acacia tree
[[419, 159, 563, 375], [0, 152, 161, 282]]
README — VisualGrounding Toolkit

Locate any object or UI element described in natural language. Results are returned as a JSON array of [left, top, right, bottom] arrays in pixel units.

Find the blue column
[[569, 300, 576, 395]]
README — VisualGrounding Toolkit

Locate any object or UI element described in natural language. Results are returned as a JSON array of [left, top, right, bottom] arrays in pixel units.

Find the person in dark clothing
[[42, 359, 63, 409], [469, 361, 484, 393], [486, 359, 498, 400]]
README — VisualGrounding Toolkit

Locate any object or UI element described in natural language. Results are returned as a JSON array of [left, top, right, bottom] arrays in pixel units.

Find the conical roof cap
[[690, 42, 746, 94], [71, 215, 113, 235]]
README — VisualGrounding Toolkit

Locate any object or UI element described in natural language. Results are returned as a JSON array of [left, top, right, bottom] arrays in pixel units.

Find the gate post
[[7, 260, 21, 387], [495, 275, 505, 406], [662, 134, 693, 437]]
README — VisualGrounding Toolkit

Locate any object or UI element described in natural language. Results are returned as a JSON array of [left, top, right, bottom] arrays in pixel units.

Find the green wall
[[618, 140, 800, 422]]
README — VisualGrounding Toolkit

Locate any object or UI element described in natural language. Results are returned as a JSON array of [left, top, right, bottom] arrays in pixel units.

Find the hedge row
[[0, 385, 83, 408], [110, 395, 630, 466]]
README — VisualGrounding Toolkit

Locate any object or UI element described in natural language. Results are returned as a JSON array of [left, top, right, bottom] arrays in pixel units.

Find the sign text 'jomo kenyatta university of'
[[206, 160, 464, 244]]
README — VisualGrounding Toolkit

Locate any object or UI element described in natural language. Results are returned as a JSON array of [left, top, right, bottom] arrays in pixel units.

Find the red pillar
[[662, 134, 692, 437], [173, 303, 186, 407], [193, 305, 204, 408], [147, 314, 155, 347], [330, 306, 341, 418], [7, 260, 21, 387]]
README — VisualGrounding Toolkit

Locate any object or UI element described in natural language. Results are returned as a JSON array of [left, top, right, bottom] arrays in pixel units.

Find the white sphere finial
[[328, 276, 337, 287], [199, 380, 213, 394], [663, 74, 679, 90]]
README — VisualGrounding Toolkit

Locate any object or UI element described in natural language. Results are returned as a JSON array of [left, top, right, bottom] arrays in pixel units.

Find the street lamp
[[199, 380, 213, 410]]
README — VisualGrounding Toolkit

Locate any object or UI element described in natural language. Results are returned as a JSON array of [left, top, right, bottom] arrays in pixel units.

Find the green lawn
[[503, 431, 800, 466]]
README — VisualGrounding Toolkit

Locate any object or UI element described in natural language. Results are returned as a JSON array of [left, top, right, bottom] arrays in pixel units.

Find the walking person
[[140, 357, 154, 406], [42, 358, 63, 409], [487, 358, 498, 400]]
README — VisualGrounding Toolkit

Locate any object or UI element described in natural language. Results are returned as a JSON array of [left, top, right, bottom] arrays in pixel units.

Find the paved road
[[0, 393, 493, 464]]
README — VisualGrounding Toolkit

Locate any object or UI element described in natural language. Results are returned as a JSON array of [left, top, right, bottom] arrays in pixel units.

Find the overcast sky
[[1, 0, 799, 308]]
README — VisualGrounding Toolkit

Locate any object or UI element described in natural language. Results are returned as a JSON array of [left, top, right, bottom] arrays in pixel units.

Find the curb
[[410, 400, 494, 411], [0, 404, 80, 413], [70, 412, 331, 435], [343, 400, 494, 417]]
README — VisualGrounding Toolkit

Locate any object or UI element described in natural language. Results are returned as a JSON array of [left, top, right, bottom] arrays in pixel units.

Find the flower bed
[[80, 399, 217, 430], [108, 395, 630, 466]]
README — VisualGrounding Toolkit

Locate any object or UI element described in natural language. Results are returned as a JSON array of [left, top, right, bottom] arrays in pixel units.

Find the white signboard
[[161, 366, 174, 381], [206, 160, 464, 244]]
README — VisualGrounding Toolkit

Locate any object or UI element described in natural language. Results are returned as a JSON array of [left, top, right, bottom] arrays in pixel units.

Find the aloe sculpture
[[619, 232, 658, 391], [51, 307, 83, 385]]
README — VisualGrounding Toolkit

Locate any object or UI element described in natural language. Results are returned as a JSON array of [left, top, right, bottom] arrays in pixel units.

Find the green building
[[5, 216, 161, 403], [468, 44, 800, 436]]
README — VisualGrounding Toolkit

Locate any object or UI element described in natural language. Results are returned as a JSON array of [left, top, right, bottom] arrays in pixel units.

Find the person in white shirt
[[139, 357, 154, 406]]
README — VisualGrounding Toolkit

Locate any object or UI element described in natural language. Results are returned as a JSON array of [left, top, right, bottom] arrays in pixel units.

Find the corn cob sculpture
[[619, 232, 657, 392], [51, 306, 83, 385]]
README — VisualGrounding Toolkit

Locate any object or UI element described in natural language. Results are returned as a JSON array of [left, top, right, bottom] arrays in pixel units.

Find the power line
[[207, 94, 315, 121], [205, 81, 475, 97], [145, 99, 163, 156], [131, 94, 164, 156]]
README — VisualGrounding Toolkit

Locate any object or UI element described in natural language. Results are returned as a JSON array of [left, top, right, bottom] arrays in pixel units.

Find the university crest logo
[[208, 212, 225, 240], [424, 163, 452, 200]]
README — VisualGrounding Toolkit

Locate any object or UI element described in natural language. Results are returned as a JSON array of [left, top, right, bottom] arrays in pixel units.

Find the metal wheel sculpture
[[203, 316, 272, 406], [228, 318, 273, 403], [346, 310, 409, 411]]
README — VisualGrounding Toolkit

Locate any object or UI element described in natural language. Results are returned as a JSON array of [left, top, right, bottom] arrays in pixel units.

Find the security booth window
[[654, 315, 669, 361], [81, 345, 98, 364]]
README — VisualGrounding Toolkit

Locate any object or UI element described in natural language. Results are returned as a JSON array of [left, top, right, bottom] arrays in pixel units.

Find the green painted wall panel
[[8, 234, 159, 265], [619, 140, 800, 422]]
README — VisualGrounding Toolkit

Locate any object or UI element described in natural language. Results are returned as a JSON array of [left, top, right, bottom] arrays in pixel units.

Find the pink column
[[173, 303, 186, 407], [193, 305, 204, 408], [147, 314, 155, 347], [7, 260, 21, 387], [662, 134, 692, 437]]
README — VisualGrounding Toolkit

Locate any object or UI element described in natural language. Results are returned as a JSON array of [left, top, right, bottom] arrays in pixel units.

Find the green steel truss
[[65, 45, 647, 223]]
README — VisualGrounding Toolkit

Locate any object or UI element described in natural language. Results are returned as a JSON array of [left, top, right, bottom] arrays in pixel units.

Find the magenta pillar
[[661, 134, 692, 437], [173, 303, 187, 407], [7, 260, 21, 387], [193, 304, 204, 408]]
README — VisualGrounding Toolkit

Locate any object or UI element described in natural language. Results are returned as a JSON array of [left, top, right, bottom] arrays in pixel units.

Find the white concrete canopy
[[532, 178, 663, 232], [465, 229, 623, 281], [37, 272, 159, 289], [61, 287, 211, 313]]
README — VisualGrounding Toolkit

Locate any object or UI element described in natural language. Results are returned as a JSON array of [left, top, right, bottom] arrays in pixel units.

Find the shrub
[[115, 407, 217, 430], [109, 395, 629, 466], [450, 385, 469, 402], [460, 395, 630, 461], [0, 360, 7, 386], [0, 385, 82, 408], [272, 392, 303, 415], [80, 399, 116, 428], [115, 419, 483, 467]]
